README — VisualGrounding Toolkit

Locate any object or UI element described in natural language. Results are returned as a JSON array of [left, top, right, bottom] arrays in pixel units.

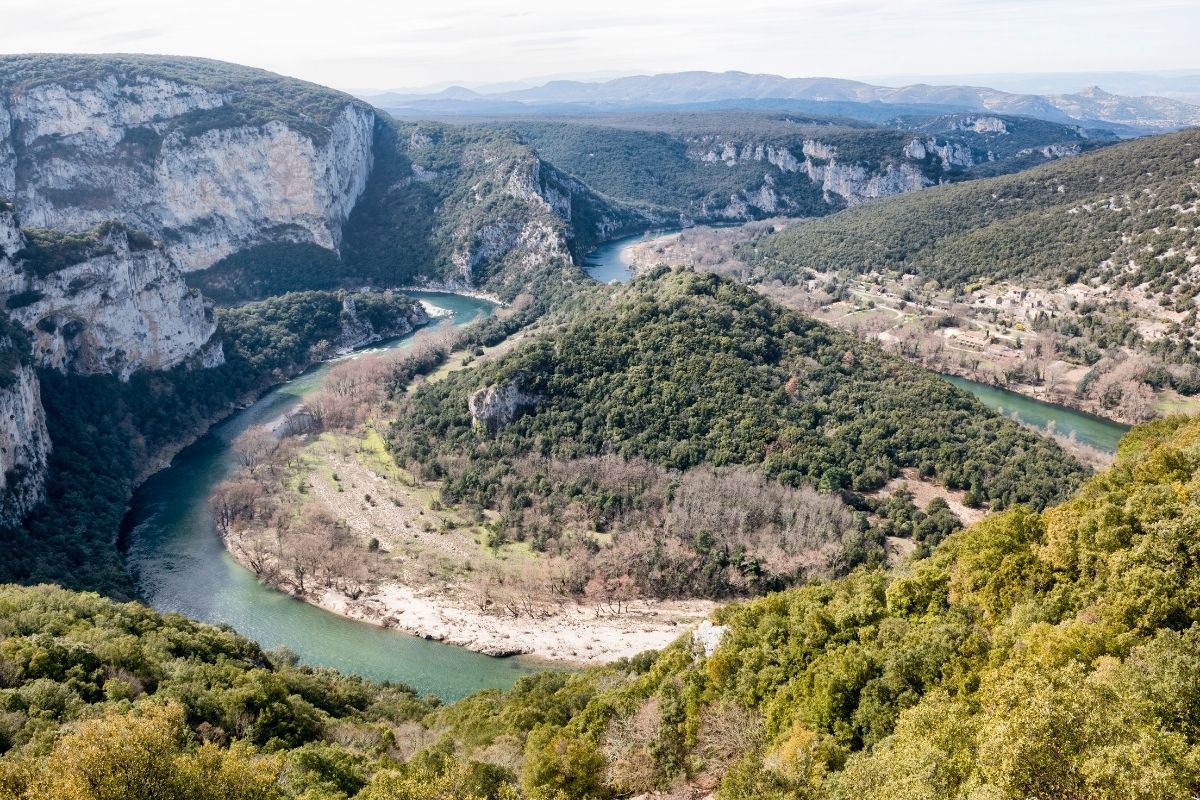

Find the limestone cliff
[[0, 66, 374, 272], [344, 119, 647, 297], [468, 377, 538, 434], [0, 224, 50, 523], [0, 216, 219, 378], [0, 361, 49, 525]]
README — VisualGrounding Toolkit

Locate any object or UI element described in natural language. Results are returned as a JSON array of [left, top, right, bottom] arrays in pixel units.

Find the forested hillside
[[0, 290, 426, 596], [472, 111, 1109, 222], [393, 269, 1083, 507], [5, 408, 1200, 799], [384, 269, 1085, 600], [748, 127, 1200, 298]]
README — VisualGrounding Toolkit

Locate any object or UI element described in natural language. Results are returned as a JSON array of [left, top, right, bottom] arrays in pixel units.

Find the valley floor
[[219, 325, 717, 666], [223, 428, 714, 665]]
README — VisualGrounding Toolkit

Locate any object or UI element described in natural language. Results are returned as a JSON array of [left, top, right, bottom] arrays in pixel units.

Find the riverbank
[[123, 291, 543, 698], [315, 584, 710, 666], [219, 420, 716, 667], [622, 224, 1193, 432], [397, 282, 507, 307]]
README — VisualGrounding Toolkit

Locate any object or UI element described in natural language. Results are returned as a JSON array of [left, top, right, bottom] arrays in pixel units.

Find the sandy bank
[[307, 583, 713, 667]]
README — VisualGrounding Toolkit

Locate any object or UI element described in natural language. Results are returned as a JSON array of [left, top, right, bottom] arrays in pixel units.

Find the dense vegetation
[[482, 115, 833, 219], [392, 269, 1085, 513], [0, 313, 32, 390], [0, 290, 427, 596], [747, 127, 1200, 299], [187, 243, 347, 303], [474, 111, 1106, 223], [219, 290, 425, 379], [380, 271, 1086, 599], [0, 584, 459, 799], [418, 414, 1200, 799], [9, 411, 1200, 798], [15, 222, 156, 278]]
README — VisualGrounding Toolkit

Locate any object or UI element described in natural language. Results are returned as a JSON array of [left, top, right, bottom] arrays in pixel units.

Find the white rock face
[[692, 619, 728, 658], [0, 214, 219, 378], [950, 115, 1009, 134], [469, 378, 539, 433], [0, 364, 50, 525], [0, 76, 374, 272], [448, 150, 614, 285], [154, 105, 374, 270], [903, 137, 975, 171], [799, 144, 932, 206], [688, 135, 944, 213]]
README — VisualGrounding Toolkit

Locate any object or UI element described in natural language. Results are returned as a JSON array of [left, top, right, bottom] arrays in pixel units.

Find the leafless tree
[[231, 427, 278, 478]]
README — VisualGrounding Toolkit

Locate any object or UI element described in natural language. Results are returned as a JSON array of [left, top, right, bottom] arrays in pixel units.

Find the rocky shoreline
[[309, 584, 714, 666]]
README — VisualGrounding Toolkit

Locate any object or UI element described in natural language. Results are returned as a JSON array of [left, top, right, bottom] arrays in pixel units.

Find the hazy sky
[[3, 0, 1198, 91]]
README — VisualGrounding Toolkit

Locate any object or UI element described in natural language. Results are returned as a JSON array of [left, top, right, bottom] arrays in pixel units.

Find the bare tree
[[231, 427, 278, 478]]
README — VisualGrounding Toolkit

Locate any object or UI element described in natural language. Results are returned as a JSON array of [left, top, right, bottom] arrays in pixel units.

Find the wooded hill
[[5, 401, 1200, 799], [384, 269, 1086, 601], [747, 127, 1200, 302], [470, 111, 1112, 222]]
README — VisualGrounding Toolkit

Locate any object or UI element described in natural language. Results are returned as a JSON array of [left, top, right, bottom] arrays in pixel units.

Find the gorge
[[1, 49, 1199, 800]]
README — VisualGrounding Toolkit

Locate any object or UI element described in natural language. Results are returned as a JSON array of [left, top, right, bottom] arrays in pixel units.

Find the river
[[583, 230, 674, 283], [583, 232, 1130, 455], [122, 292, 544, 701], [121, 240, 1128, 701], [942, 376, 1128, 454]]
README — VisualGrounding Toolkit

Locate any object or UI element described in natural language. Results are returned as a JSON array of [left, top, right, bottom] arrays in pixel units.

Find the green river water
[[120, 250, 1131, 702], [122, 293, 544, 701]]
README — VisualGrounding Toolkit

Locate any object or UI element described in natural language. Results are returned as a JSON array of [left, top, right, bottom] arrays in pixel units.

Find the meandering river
[[122, 293, 543, 700], [583, 233, 1130, 455], [583, 230, 672, 283], [120, 239, 1130, 701]]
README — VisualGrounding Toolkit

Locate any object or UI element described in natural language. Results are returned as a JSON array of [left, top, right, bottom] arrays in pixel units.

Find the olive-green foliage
[[15, 222, 155, 278], [187, 243, 346, 304], [4, 414, 1200, 797], [219, 289, 422, 378], [0, 584, 499, 800], [391, 269, 1085, 514], [419, 414, 1200, 800], [747, 127, 1200, 296], [0, 291, 422, 596]]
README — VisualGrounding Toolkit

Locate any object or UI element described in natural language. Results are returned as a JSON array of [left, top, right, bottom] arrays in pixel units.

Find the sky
[[2, 0, 1198, 92]]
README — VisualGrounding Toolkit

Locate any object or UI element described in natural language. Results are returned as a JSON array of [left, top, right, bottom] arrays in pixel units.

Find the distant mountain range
[[850, 70, 1200, 102], [362, 70, 1200, 134]]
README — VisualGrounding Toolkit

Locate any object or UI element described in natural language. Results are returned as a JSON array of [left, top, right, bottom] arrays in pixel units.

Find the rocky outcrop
[[687, 135, 951, 213], [0, 212, 219, 378], [1, 72, 374, 272], [331, 293, 429, 353], [948, 115, 1009, 134], [902, 137, 976, 171], [0, 363, 49, 525], [692, 619, 728, 658], [448, 149, 635, 285], [468, 377, 538, 433]]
